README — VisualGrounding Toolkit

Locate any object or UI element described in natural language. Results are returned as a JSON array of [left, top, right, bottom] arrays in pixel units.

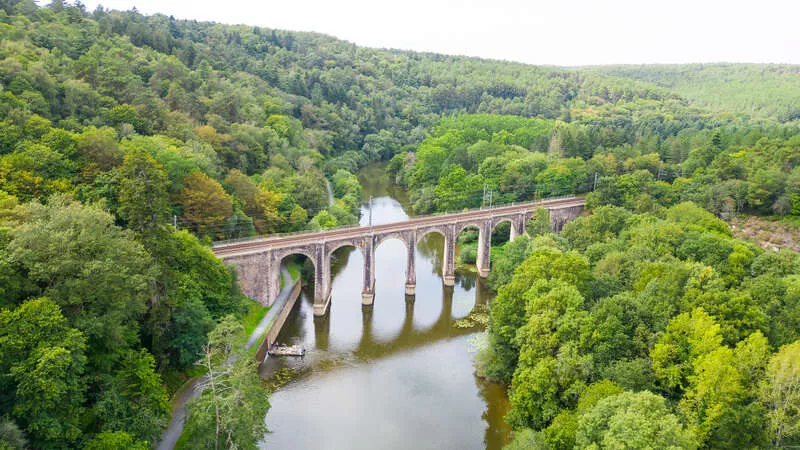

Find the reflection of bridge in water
[[215, 197, 585, 316], [308, 277, 492, 360]]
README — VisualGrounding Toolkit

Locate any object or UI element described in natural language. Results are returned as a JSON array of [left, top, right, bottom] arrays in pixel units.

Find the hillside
[[1, 1, 740, 239], [1, 1, 800, 448], [587, 63, 800, 122]]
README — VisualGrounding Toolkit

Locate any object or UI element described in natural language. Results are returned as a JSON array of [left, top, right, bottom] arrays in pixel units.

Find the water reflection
[[259, 163, 510, 450]]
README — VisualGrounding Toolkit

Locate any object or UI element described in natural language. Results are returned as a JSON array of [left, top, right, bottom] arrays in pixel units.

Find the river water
[[259, 163, 511, 450]]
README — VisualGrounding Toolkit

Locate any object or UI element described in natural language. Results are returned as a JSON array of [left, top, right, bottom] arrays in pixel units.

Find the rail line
[[213, 196, 585, 258]]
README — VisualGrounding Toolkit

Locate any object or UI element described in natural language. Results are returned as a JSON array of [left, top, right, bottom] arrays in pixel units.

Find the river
[[259, 163, 511, 450]]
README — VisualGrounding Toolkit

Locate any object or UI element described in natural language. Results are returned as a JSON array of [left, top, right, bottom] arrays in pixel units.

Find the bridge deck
[[213, 196, 585, 258]]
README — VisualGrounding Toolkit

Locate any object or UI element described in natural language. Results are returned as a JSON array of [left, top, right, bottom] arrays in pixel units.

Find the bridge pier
[[214, 198, 585, 311], [442, 225, 456, 286], [477, 221, 491, 278], [313, 248, 331, 316], [405, 237, 416, 295], [362, 238, 376, 305], [550, 205, 583, 233], [226, 252, 275, 307], [509, 214, 526, 241]]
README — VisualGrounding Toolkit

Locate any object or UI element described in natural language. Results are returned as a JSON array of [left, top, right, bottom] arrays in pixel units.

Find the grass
[[243, 300, 270, 338], [777, 215, 800, 227], [279, 261, 303, 289], [287, 262, 301, 280], [163, 363, 209, 398], [456, 236, 510, 267], [490, 242, 507, 262], [248, 263, 304, 357]]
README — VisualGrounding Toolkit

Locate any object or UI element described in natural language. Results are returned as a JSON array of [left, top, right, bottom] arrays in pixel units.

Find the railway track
[[212, 196, 585, 258]]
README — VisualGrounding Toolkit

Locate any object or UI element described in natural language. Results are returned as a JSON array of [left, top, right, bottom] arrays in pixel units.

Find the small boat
[[268, 344, 306, 357]]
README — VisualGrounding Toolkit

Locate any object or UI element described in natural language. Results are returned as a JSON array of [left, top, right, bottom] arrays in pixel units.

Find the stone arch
[[490, 216, 515, 233], [325, 238, 366, 261], [265, 248, 320, 311], [272, 246, 317, 266], [455, 221, 484, 235], [415, 226, 446, 245], [272, 248, 317, 286], [375, 230, 409, 248]]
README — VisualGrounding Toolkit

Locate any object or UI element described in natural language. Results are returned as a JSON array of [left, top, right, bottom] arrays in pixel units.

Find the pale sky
[[74, 0, 800, 66]]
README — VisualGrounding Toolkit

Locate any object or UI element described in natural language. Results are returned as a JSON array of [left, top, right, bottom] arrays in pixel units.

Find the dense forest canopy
[[484, 204, 800, 449], [588, 64, 800, 122], [0, 0, 799, 448]]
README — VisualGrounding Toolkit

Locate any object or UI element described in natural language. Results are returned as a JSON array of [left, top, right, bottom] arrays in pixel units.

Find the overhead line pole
[[368, 196, 373, 227]]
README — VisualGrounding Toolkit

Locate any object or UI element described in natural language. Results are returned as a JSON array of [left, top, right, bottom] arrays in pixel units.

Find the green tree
[[651, 308, 723, 394], [7, 197, 150, 370], [434, 166, 484, 211], [308, 210, 338, 230], [526, 207, 551, 236], [287, 204, 308, 231], [0, 298, 87, 448], [223, 169, 260, 218], [179, 171, 234, 237], [761, 340, 800, 447], [90, 349, 170, 443], [179, 317, 270, 450], [118, 148, 171, 237], [75, 127, 124, 172], [487, 247, 590, 381], [575, 391, 697, 450], [84, 431, 149, 450]]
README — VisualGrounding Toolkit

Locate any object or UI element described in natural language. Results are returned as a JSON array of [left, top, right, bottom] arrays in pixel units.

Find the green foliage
[[458, 245, 477, 265], [488, 200, 800, 447], [6, 197, 150, 367], [651, 308, 723, 393], [1, 3, 799, 448], [83, 431, 149, 450], [486, 247, 590, 381], [0, 298, 86, 448], [90, 349, 170, 443], [526, 207, 551, 236], [308, 209, 338, 230], [575, 391, 697, 449], [0, 160, 243, 447], [179, 171, 233, 238], [592, 64, 800, 122], [0, 417, 26, 450], [761, 340, 800, 447], [179, 317, 270, 450], [118, 148, 170, 236], [503, 428, 547, 450]]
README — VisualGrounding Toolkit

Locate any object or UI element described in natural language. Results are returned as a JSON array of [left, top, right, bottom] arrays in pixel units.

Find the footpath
[[156, 265, 297, 450]]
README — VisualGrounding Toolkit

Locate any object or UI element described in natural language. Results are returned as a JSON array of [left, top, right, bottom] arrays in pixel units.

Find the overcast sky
[[75, 0, 800, 66]]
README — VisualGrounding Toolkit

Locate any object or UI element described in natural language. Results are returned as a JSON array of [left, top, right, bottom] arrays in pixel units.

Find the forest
[[481, 204, 800, 449], [0, 0, 798, 448], [589, 64, 800, 122]]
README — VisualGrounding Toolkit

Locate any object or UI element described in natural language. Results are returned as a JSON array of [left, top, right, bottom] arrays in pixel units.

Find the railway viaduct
[[213, 196, 585, 316]]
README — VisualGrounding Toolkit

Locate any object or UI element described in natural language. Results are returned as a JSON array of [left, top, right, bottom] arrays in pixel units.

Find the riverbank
[[157, 265, 299, 450]]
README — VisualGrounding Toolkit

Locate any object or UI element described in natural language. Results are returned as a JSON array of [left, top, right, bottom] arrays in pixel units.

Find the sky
[[74, 0, 800, 66]]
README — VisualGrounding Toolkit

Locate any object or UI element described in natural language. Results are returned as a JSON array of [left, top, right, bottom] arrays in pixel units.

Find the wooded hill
[[0, 0, 799, 448], [588, 64, 800, 122]]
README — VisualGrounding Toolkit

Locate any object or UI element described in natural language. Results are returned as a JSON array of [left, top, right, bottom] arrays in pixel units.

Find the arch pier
[[214, 198, 584, 316]]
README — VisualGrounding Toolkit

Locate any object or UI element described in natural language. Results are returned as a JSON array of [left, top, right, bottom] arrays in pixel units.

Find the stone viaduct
[[213, 196, 585, 316]]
